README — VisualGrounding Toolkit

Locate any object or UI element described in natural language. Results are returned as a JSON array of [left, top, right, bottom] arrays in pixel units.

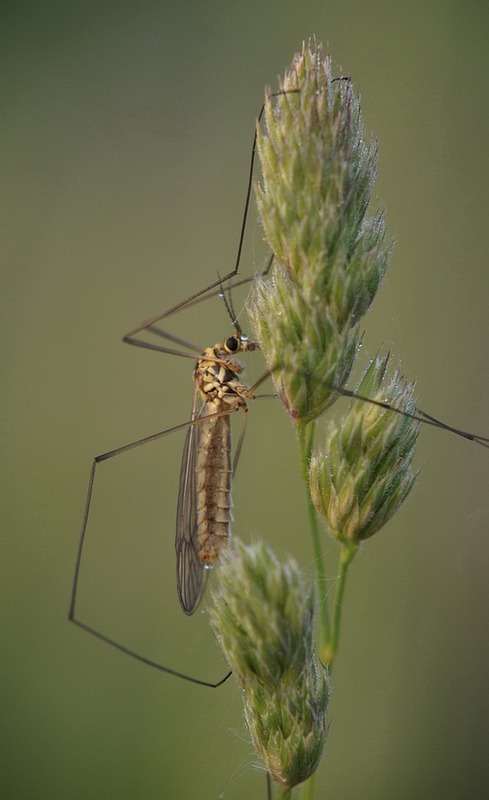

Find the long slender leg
[[122, 93, 297, 343], [247, 368, 489, 447], [121, 264, 269, 353], [69, 408, 239, 686], [331, 384, 489, 447], [164, 253, 274, 320]]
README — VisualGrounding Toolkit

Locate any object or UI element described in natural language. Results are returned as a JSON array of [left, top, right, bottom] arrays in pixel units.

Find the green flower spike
[[209, 539, 330, 790], [248, 40, 391, 423], [309, 354, 420, 548], [249, 267, 359, 422]]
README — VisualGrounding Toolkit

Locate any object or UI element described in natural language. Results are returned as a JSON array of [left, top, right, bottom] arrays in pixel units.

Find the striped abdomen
[[195, 402, 232, 563]]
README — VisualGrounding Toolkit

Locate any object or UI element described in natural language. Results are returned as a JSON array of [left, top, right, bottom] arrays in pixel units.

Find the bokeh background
[[2, 2, 489, 799]]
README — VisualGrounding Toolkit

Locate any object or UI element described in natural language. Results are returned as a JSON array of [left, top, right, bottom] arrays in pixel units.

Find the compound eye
[[225, 336, 239, 352]]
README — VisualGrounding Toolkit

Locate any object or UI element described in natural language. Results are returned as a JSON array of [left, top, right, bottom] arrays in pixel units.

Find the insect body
[[177, 333, 257, 614]]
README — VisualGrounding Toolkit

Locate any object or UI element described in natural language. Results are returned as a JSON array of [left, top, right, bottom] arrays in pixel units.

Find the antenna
[[217, 272, 242, 335]]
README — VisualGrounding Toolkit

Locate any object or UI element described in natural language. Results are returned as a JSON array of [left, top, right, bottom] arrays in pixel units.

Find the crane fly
[[68, 90, 284, 684], [69, 85, 489, 690]]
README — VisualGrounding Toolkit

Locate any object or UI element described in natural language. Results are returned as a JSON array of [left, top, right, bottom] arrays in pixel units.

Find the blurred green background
[[2, 1, 489, 798]]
